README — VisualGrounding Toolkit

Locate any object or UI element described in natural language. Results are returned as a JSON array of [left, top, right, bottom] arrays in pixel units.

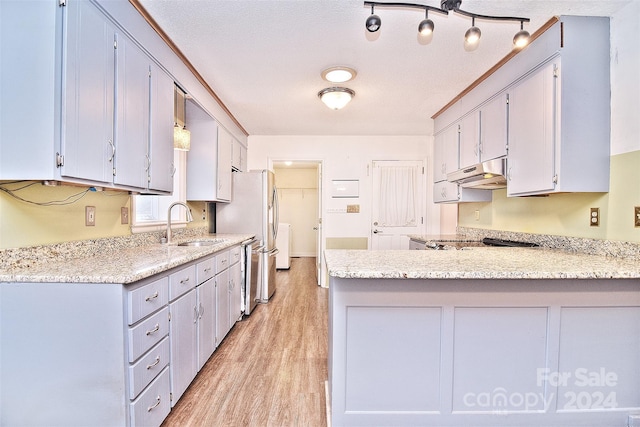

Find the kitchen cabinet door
[[114, 34, 150, 189], [148, 63, 175, 193], [229, 260, 242, 327], [169, 289, 197, 406], [215, 268, 231, 347], [216, 126, 233, 201], [459, 112, 479, 169], [61, 0, 116, 184], [479, 93, 508, 162], [433, 124, 458, 183], [197, 278, 216, 371], [507, 61, 557, 196]]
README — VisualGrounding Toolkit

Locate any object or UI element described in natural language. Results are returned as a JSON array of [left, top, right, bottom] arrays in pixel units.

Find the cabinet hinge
[[168, 311, 172, 321], [112, 168, 116, 177], [421, 216, 424, 225], [422, 166, 425, 175], [553, 174, 558, 184], [553, 64, 559, 78], [170, 392, 173, 402], [59, 0, 66, 6], [506, 94, 510, 104], [56, 152, 64, 168]]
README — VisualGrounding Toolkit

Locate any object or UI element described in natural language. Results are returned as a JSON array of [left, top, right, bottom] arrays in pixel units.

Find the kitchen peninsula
[[325, 248, 640, 427]]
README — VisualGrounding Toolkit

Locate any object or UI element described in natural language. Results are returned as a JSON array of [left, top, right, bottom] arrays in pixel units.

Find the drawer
[[229, 246, 241, 266], [169, 265, 196, 301], [129, 366, 170, 427], [216, 250, 230, 272], [128, 307, 169, 362], [128, 337, 170, 400], [127, 277, 169, 325], [196, 255, 216, 284]]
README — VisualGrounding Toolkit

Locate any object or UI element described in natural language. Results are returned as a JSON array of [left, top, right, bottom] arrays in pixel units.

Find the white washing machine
[[276, 223, 291, 269]]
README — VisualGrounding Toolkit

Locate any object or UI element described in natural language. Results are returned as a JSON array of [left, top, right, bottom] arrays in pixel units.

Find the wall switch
[[85, 206, 96, 226], [635, 206, 640, 227], [121, 207, 129, 225], [474, 210, 480, 221], [590, 207, 599, 227], [347, 204, 360, 213]]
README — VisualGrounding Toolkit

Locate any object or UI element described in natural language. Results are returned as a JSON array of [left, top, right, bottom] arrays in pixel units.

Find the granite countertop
[[324, 247, 640, 280], [0, 234, 254, 284]]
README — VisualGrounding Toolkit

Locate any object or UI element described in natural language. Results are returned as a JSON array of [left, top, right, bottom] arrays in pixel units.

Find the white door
[[371, 160, 424, 250]]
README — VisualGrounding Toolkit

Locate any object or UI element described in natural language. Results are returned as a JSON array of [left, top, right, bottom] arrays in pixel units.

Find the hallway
[[161, 257, 329, 426]]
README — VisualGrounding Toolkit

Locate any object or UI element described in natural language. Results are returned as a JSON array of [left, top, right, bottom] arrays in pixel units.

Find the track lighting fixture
[[365, 5, 381, 32], [363, 1, 530, 49]]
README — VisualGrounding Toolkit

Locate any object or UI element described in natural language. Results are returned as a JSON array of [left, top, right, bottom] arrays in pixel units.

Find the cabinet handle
[[180, 277, 190, 284], [145, 324, 160, 336], [147, 396, 161, 412], [145, 155, 151, 172], [107, 139, 116, 162], [193, 306, 198, 323], [146, 356, 160, 370], [145, 291, 159, 302], [199, 303, 204, 319], [204, 267, 212, 273]]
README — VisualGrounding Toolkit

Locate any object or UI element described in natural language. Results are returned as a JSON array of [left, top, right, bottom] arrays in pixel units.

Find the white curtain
[[378, 166, 417, 227]]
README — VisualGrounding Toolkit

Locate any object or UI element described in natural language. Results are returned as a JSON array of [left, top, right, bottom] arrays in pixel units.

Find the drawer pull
[[147, 396, 161, 412], [146, 356, 160, 370], [146, 324, 160, 336], [180, 277, 190, 284], [145, 291, 159, 302], [204, 267, 212, 273]]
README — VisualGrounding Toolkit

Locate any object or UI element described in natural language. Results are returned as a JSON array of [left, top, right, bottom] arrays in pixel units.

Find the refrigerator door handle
[[272, 185, 279, 239]]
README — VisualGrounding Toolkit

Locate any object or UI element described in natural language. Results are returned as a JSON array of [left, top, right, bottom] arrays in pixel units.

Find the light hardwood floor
[[161, 257, 329, 427]]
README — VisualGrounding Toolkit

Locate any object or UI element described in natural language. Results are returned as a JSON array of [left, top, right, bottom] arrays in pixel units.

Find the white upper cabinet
[[433, 124, 459, 183], [61, 0, 116, 184], [115, 34, 150, 190], [0, 0, 174, 193], [432, 15, 610, 197], [506, 61, 557, 196], [186, 101, 232, 202], [479, 93, 508, 163], [232, 138, 247, 172], [148, 63, 175, 193]]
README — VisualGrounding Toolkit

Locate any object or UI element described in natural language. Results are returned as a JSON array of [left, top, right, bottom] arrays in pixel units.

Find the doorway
[[272, 160, 322, 285]]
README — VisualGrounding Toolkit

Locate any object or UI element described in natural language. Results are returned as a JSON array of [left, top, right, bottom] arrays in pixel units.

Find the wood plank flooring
[[161, 257, 328, 427]]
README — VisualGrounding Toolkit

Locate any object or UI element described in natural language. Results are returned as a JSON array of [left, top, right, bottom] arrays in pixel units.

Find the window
[[131, 149, 189, 232]]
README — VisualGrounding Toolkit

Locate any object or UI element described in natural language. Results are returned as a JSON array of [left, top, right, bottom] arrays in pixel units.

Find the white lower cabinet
[[169, 288, 198, 406], [229, 248, 243, 327], [0, 245, 244, 426]]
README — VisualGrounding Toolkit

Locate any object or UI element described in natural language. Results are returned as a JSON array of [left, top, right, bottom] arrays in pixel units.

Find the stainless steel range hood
[[446, 157, 507, 189]]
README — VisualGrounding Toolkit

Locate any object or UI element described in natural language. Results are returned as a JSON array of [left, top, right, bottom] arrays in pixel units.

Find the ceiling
[[137, 0, 631, 137]]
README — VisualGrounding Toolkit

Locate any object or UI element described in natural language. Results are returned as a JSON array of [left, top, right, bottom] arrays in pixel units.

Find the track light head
[[418, 11, 434, 36], [366, 5, 381, 32], [465, 18, 481, 45], [513, 22, 530, 48]]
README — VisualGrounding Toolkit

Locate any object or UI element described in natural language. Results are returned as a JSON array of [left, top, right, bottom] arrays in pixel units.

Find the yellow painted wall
[[0, 182, 208, 249], [458, 151, 640, 242]]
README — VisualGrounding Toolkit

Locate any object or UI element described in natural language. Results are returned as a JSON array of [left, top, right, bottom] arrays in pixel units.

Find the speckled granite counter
[[324, 247, 640, 280], [0, 233, 253, 284]]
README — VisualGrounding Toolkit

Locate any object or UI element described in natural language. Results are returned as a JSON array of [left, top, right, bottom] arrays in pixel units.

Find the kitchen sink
[[178, 239, 224, 247]]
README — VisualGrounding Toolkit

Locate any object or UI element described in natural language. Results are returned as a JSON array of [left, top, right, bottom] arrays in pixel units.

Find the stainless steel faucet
[[166, 202, 193, 244]]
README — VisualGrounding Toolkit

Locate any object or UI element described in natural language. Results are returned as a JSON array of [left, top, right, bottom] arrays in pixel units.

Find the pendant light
[[418, 10, 434, 36], [513, 21, 531, 48]]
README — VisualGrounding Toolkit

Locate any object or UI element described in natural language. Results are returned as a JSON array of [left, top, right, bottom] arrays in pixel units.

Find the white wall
[[248, 135, 434, 285]]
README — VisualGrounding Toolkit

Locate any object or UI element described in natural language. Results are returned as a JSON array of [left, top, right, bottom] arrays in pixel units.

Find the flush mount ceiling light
[[318, 87, 355, 110], [321, 66, 357, 83], [364, 0, 530, 49]]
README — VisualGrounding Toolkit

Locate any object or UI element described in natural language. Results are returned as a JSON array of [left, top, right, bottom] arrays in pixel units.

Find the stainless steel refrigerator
[[216, 170, 279, 313]]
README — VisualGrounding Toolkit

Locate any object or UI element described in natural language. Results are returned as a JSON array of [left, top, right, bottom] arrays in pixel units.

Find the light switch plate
[[635, 206, 640, 227], [121, 207, 129, 225]]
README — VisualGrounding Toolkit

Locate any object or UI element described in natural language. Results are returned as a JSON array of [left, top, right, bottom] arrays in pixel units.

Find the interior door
[[315, 163, 323, 285], [371, 160, 424, 250]]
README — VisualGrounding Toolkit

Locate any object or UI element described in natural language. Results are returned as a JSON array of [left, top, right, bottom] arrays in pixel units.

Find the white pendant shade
[[318, 87, 355, 110], [173, 125, 191, 151]]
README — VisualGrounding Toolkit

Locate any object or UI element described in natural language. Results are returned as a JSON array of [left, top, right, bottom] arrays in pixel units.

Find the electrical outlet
[[85, 206, 96, 226], [475, 210, 480, 221], [590, 207, 599, 227], [635, 206, 640, 227], [121, 207, 129, 225]]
